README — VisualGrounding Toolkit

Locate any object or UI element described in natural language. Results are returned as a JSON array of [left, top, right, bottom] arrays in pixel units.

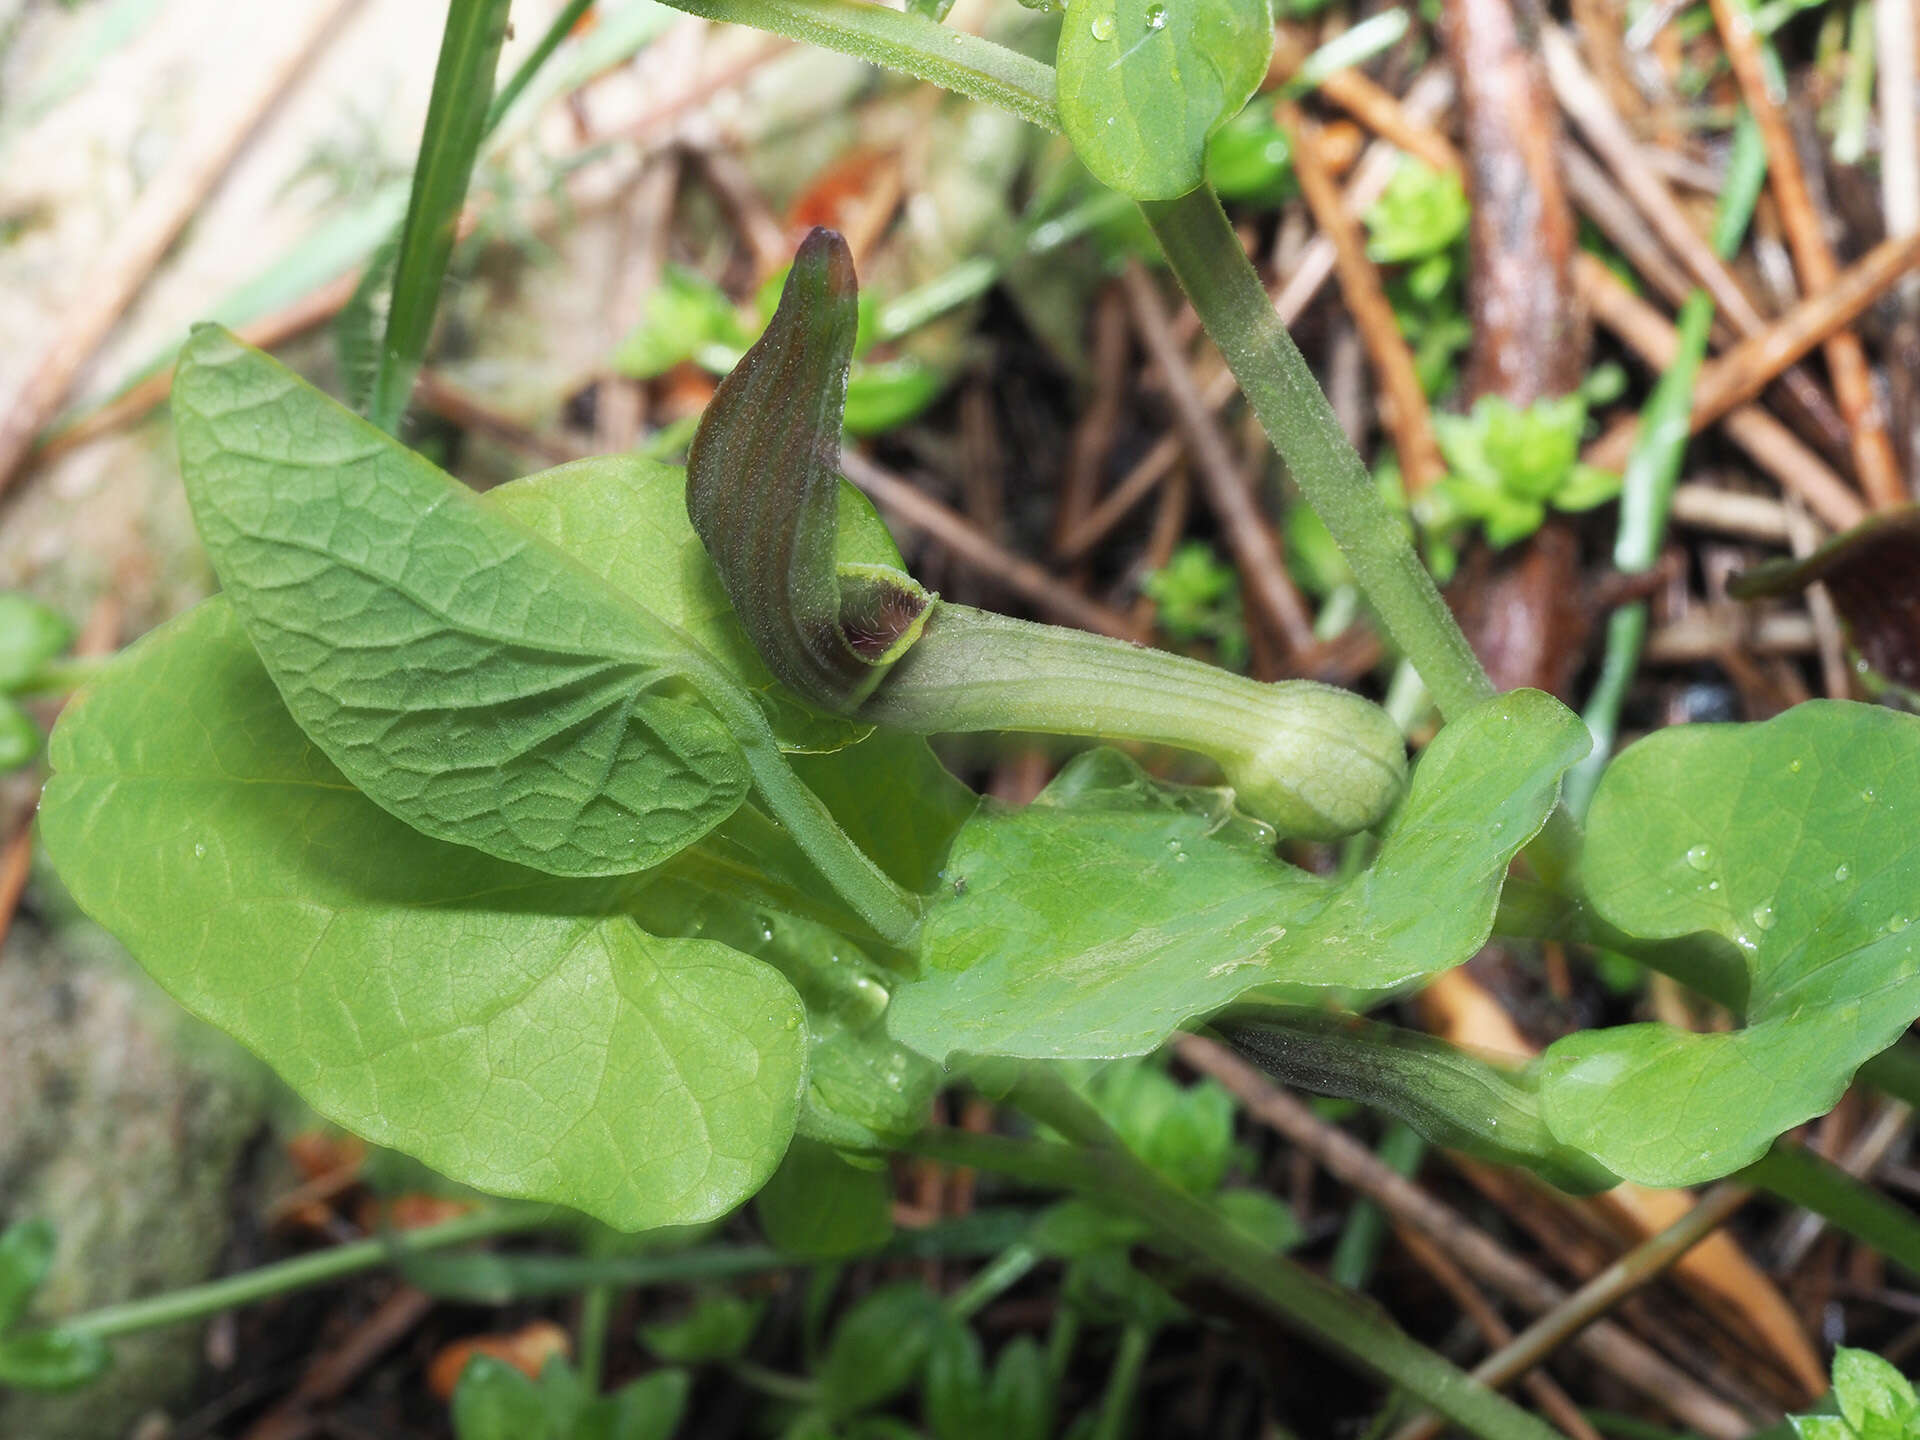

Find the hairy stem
[[864, 603, 1406, 839], [1140, 188, 1494, 723]]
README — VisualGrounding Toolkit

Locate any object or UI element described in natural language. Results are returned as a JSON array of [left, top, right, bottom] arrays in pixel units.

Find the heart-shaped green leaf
[[174, 325, 749, 878], [755, 1136, 894, 1257], [889, 690, 1587, 1062], [39, 600, 806, 1230], [1057, 0, 1276, 201], [1539, 701, 1920, 1186]]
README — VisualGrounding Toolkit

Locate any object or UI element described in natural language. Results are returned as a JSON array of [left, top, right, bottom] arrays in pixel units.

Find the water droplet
[[757, 915, 775, 943], [1863, 787, 1878, 803], [1707, 880, 1721, 891], [193, 842, 207, 859], [1144, 3, 1167, 27], [1090, 13, 1115, 39], [1684, 844, 1712, 871], [1175, 852, 1188, 862], [1789, 758, 1803, 772], [1751, 903, 1777, 931], [783, 1015, 801, 1031], [1835, 863, 1852, 883], [848, 975, 890, 1020], [1890, 914, 1912, 934]]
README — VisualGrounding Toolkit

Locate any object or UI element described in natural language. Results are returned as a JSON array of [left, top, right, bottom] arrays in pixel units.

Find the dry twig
[[1707, 0, 1904, 509], [1575, 254, 1869, 531], [1283, 103, 1446, 495], [1587, 231, 1920, 470], [1175, 1033, 1758, 1438], [1119, 261, 1317, 654]]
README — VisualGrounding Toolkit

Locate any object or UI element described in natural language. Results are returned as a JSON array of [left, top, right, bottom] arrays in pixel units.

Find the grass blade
[[364, 0, 514, 434]]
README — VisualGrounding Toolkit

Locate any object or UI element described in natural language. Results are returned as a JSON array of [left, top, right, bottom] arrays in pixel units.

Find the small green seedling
[[1790, 1347, 1920, 1440], [0, 1220, 108, 1392], [612, 261, 947, 437], [1421, 392, 1620, 557], [1140, 541, 1249, 668], [452, 1352, 688, 1440], [0, 594, 73, 772]]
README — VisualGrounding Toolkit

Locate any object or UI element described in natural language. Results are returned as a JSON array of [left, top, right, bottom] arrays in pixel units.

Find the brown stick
[[1587, 231, 1920, 470], [1540, 23, 1853, 459], [0, 822, 32, 961], [1707, 0, 1905, 509], [1052, 286, 1130, 557], [0, 0, 352, 496], [1442, 0, 1586, 403], [1393, 1183, 1754, 1440], [1270, 28, 1464, 176], [839, 449, 1141, 640], [1574, 253, 1867, 531], [1283, 104, 1446, 494], [1118, 260, 1317, 653], [1174, 1034, 1758, 1438], [1542, 25, 1767, 333]]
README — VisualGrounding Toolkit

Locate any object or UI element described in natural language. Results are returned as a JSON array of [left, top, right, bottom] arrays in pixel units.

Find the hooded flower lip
[[687, 227, 931, 714]]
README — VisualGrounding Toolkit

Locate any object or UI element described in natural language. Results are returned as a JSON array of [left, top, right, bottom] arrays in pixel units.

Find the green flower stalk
[[689, 227, 1406, 840], [862, 604, 1405, 840]]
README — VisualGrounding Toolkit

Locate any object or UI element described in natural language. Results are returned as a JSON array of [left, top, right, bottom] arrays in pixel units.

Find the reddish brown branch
[[1283, 103, 1447, 495], [1707, 0, 1906, 509]]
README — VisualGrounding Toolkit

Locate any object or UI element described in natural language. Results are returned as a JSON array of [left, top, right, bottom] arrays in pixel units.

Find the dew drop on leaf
[[1835, 863, 1852, 882], [1144, 3, 1167, 27], [1889, 915, 1912, 934], [1751, 903, 1777, 932], [848, 975, 890, 1021], [193, 842, 207, 859], [1684, 843, 1712, 871], [1789, 758, 1803, 772], [1090, 13, 1116, 39], [1863, 787, 1878, 803]]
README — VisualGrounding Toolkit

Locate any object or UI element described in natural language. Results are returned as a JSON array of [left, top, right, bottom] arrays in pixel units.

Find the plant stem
[[368, 0, 513, 434], [1566, 288, 1716, 816], [1330, 1123, 1425, 1290], [730, 717, 923, 946], [577, 1281, 613, 1392], [1139, 188, 1493, 724], [914, 1079, 1560, 1440], [1045, 1300, 1082, 1390], [655, 0, 1060, 133], [1741, 1139, 1920, 1279], [63, 1206, 556, 1341], [1091, 1322, 1153, 1440], [946, 1243, 1040, 1321], [864, 602, 1407, 840], [730, 1359, 821, 1404], [485, 0, 596, 132]]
